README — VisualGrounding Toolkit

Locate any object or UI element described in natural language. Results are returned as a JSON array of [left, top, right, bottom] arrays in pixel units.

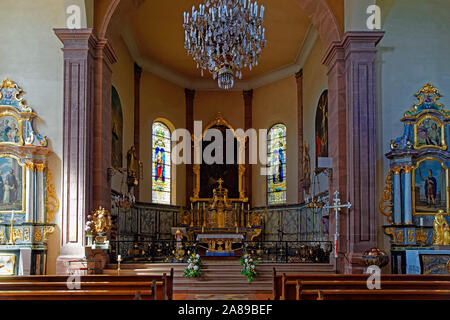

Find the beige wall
[[0, 0, 67, 274], [110, 35, 135, 193], [139, 72, 186, 205], [252, 76, 299, 207], [302, 38, 329, 196]]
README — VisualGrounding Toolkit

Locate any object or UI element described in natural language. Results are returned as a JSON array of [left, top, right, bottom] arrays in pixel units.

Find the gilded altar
[[178, 178, 264, 255]]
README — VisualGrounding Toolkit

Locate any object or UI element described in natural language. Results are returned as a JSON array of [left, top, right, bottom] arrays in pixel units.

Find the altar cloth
[[405, 249, 450, 274], [196, 234, 244, 241]]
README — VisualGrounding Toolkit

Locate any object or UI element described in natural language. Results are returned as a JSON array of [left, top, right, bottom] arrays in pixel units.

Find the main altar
[[177, 178, 263, 256], [174, 113, 264, 257]]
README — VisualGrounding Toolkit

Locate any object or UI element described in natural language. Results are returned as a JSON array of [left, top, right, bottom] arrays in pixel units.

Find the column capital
[[403, 165, 414, 174], [54, 28, 95, 47], [243, 89, 253, 104], [134, 62, 142, 77], [322, 41, 345, 70], [185, 88, 196, 99], [392, 166, 402, 175]]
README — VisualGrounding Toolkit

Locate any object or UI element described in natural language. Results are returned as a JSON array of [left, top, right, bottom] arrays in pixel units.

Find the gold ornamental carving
[[45, 169, 59, 223], [43, 226, 55, 242], [34, 228, 42, 242], [379, 169, 393, 223]]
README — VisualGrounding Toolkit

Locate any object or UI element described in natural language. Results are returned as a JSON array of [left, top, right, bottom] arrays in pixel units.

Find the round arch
[[96, 0, 342, 46]]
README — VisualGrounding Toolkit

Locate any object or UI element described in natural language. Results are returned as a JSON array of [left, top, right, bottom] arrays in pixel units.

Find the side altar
[[381, 83, 450, 274], [0, 79, 58, 275], [176, 179, 263, 256]]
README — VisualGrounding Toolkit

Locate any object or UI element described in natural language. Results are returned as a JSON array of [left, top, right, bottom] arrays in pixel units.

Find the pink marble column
[[323, 31, 384, 273], [343, 31, 384, 273], [323, 42, 348, 273], [93, 39, 116, 211], [54, 29, 117, 274], [54, 29, 96, 272]]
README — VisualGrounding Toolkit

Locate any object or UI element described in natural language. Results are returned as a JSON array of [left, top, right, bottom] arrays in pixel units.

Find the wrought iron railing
[[109, 240, 332, 264]]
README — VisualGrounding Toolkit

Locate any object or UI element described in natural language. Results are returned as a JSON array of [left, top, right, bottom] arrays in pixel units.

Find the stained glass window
[[267, 124, 287, 205], [152, 121, 171, 204]]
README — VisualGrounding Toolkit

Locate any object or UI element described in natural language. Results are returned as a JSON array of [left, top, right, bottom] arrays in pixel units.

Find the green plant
[[184, 253, 203, 278], [240, 253, 257, 282]]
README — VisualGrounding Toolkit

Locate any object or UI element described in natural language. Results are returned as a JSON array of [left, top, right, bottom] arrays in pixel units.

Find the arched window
[[152, 121, 171, 204], [267, 123, 287, 205]]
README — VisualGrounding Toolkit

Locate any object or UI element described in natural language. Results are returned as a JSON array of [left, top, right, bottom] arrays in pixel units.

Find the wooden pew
[[0, 270, 174, 300], [0, 289, 154, 300], [272, 270, 450, 300], [298, 288, 450, 300]]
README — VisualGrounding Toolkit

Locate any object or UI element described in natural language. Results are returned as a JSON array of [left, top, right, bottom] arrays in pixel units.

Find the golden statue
[[92, 206, 112, 235], [209, 178, 233, 228], [432, 210, 450, 245]]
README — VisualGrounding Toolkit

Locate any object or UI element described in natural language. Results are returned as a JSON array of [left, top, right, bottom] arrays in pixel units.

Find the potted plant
[[184, 253, 202, 278], [240, 253, 257, 282]]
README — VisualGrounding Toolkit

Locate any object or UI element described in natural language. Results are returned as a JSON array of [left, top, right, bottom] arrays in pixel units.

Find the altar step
[[104, 262, 335, 295]]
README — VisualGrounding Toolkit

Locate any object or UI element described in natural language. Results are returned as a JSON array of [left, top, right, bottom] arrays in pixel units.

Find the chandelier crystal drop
[[183, 0, 266, 90]]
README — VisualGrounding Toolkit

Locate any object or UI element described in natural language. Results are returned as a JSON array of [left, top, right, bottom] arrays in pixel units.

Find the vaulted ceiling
[[129, 0, 311, 82], [98, 0, 344, 89]]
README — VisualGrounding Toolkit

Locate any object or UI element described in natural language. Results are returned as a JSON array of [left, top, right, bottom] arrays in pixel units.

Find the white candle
[[118, 255, 121, 261], [420, 217, 424, 226], [11, 211, 15, 221]]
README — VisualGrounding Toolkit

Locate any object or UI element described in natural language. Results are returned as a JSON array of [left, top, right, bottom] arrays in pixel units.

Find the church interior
[[0, 0, 449, 301]]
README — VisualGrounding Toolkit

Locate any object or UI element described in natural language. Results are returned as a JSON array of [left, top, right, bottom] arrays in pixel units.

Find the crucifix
[[324, 190, 351, 259]]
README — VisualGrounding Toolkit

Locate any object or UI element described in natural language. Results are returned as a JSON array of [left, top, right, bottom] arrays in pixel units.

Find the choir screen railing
[[109, 194, 331, 263]]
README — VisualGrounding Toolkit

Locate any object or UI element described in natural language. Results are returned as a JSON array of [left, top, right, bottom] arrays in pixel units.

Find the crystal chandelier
[[183, 0, 266, 90]]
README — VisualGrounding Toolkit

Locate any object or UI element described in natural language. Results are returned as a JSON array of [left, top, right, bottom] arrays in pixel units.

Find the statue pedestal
[[85, 247, 109, 274]]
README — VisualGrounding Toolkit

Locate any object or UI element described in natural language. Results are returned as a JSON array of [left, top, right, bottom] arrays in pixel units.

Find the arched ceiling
[[95, 0, 345, 89], [129, 0, 311, 81]]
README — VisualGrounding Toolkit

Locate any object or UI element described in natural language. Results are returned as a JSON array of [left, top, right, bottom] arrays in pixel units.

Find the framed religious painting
[[0, 154, 25, 213], [0, 113, 23, 146], [414, 115, 446, 150], [412, 157, 449, 215]]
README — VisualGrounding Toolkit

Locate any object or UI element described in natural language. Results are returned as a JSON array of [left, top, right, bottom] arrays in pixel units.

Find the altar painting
[[111, 86, 123, 169], [413, 158, 449, 215], [0, 156, 24, 212], [315, 90, 328, 164], [415, 115, 446, 150], [0, 115, 21, 145]]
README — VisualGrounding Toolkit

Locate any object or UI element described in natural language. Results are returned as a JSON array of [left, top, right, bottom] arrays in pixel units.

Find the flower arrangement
[[184, 253, 202, 278], [85, 214, 94, 235], [240, 253, 257, 282]]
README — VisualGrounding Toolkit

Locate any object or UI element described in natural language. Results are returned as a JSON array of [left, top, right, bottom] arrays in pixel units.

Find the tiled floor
[[172, 293, 272, 300]]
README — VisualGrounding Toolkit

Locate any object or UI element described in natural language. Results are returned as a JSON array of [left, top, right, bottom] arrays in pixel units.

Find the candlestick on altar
[[117, 255, 122, 275], [8, 211, 15, 245], [323, 190, 351, 259]]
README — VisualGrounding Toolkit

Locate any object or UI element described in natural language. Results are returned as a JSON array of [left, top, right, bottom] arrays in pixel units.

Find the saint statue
[[433, 210, 450, 245], [126, 146, 139, 193], [302, 144, 311, 196]]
